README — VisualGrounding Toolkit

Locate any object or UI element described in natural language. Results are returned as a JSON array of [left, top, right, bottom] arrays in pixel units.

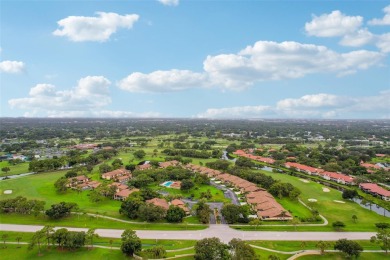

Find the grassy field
[[0, 214, 207, 230], [0, 230, 197, 249], [0, 161, 30, 177], [154, 183, 230, 203], [0, 170, 123, 217], [275, 197, 314, 220], [256, 170, 389, 231], [298, 252, 389, 260], [248, 240, 382, 251]]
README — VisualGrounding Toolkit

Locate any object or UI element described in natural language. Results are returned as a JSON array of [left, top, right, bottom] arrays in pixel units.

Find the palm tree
[[316, 240, 330, 255], [109, 239, 113, 251], [2, 234, 8, 248], [16, 236, 22, 248], [41, 225, 55, 248], [86, 228, 100, 249]]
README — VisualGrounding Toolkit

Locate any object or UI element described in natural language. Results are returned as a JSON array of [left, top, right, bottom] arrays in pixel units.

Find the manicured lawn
[[0, 161, 30, 176], [0, 231, 197, 249], [298, 252, 389, 260], [0, 245, 125, 260], [251, 247, 289, 260], [257, 170, 390, 231], [155, 184, 230, 203], [0, 214, 207, 230], [0, 171, 122, 217], [247, 240, 382, 251], [275, 197, 313, 220]]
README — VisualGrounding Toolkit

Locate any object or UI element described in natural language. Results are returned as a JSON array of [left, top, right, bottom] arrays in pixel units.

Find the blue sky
[[1, 0, 389, 119]]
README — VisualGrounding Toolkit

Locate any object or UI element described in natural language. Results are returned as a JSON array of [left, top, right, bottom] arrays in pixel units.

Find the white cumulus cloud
[[195, 91, 390, 119], [53, 12, 139, 42], [368, 5, 390, 25], [158, 0, 179, 6], [118, 69, 208, 93], [204, 41, 383, 88], [197, 105, 272, 119], [376, 33, 390, 53], [8, 76, 161, 118], [0, 60, 25, 73], [9, 76, 111, 112], [305, 10, 363, 37], [340, 29, 374, 47], [119, 41, 384, 92]]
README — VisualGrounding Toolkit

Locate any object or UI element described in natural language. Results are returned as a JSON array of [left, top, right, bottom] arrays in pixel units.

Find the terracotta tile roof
[[88, 181, 101, 189], [74, 175, 89, 182], [159, 160, 179, 168], [110, 182, 129, 191], [360, 162, 381, 170], [170, 199, 190, 213], [170, 181, 181, 189], [117, 175, 131, 181], [136, 164, 152, 170], [146, 198, 169, 210], [320, 171, 355, 183], [285, 162, 322, 173], [102, 169, 130, 178], [360, 183, 390, 197], [243, 185, 262, 192], [115, 188, 139, 198]]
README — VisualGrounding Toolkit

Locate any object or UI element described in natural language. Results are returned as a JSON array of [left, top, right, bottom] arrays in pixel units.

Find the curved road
[[0, 224, 376, 243]]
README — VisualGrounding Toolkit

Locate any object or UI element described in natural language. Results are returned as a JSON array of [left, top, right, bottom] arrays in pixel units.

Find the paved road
[[0, 224, 376, 243]]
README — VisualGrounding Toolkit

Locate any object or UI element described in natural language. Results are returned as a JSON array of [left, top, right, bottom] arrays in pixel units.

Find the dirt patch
[[333, 200, 345, 204], [322, 187, 330, 192], [299, 179, 310, 183], [3, 190, 12, 194], [308, 198, 317, 202]]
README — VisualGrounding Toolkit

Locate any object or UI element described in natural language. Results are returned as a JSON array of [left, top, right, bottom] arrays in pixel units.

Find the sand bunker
[[333, 200, 345, 204], [308, 198, 317, 202], [322, 187, 330, 192], [299, 179, 310, 183], [3, 190, 12, 194]]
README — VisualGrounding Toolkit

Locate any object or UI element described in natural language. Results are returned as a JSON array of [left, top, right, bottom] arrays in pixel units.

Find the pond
[[221, 151, 236, 162], [352, 198, 390, 218], [0, 172, 35, 180]]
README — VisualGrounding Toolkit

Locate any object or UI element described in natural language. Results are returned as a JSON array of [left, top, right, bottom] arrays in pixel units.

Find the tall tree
[[334, 239, 363, 258], [229, 238, 257, 260], [249, 218, 262, 230], [2, 234, 8, 249], [371, 229, 390, 254], [41, 225, 55, 248], [316, 241, 330, 255], [54, 177, 68, 193], [194, 237, 230, 260], [86, 228, 100, 250], [221, 204, 244, 224], [53, 228, 68, 250], [1, 167, 10, 175], [120, 229, 141, 257], [166, 205, 186, 223], [28, 230, 45, 256]]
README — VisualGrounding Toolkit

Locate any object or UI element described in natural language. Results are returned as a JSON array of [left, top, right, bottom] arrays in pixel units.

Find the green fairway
[[0, 161, 30, 176], [257, 171, 390, 231], [154, 183, 230, 203], [247, 240, 382, 251], [298, 252, 389, 260], [0, 170, 123, 217], [0, 245, 125, 260]]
